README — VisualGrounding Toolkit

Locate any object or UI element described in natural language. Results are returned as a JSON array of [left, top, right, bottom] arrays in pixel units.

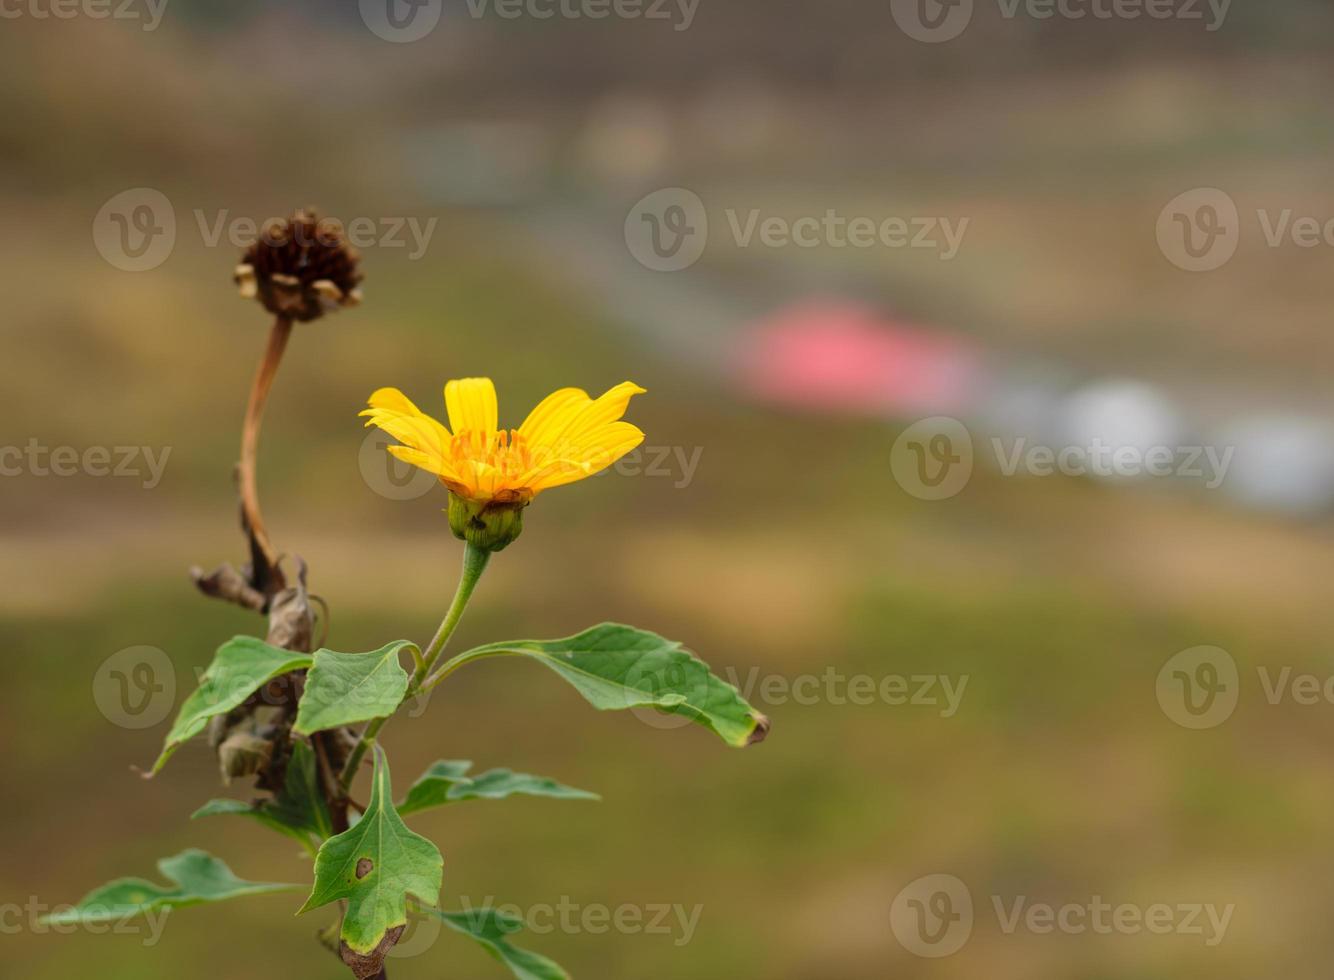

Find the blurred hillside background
[[3, 1, 1334, 977]]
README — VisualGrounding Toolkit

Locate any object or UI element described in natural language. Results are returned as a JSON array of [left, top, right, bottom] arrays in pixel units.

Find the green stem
[[337, 542, 491, 790], [418, 647, 506, 695], [412, 542, 491, 692]]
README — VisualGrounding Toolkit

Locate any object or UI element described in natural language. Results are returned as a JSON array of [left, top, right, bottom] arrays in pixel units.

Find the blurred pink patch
[[739, 301, 982, 417]]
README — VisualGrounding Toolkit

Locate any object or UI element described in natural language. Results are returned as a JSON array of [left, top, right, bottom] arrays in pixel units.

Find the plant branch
[[417, 646, 506, 695], [414, 542, 491, 688], [338, 543, 491, 790], [191, 299, 375, 976], [238, 314, 294, 597]]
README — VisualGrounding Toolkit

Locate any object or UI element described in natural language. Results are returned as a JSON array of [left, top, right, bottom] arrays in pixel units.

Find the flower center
[[448, 429, 537, 480]]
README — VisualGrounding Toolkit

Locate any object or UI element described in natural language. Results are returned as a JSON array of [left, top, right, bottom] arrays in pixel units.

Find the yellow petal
[[519, 382, 645, 453], [387, 444, 459, 482], [444, 378, 498, 439], [360, 387, 452, 464], [523, 421, 646, 492], [366, 386, 429, 418], [517, 387, 589, 447]]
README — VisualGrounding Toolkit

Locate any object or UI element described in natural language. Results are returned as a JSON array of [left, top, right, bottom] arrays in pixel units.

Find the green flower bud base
[[448, 494, 526, 552]]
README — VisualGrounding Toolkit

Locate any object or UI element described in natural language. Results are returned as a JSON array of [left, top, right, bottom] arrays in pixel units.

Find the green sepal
[[448, 493, 526, 552]]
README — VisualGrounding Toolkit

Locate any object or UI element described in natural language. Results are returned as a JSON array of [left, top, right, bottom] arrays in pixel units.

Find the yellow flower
[[361, 377, 645, 549]]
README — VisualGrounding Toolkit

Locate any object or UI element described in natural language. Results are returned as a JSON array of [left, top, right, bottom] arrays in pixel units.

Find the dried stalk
[[191, 309, 375, 974], [237, 314, 293, 599]]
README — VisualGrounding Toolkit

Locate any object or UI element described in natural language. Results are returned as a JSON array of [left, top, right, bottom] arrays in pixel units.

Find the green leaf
[[293, 640, 416, 735], [438, 624, 770, 748], [192, 741, 333, 847], [152, 636, 313, 775], [41, 850, 298, 925], [398, 760, 599, 816], [300, 745, 443, 958], [429, 906, 569, 980]]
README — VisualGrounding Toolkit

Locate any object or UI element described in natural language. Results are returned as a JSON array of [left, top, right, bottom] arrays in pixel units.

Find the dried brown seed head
[[234, 209, 364, 322]]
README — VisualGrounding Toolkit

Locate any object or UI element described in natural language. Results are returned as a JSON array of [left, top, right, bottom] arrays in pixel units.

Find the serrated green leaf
[[152, 636, 313, 774], [300, 745, 443, 956], [428, 906, 570, 980], [293, 640, 415, 735], [398, 760, 598, 816], [192, 741, 333, 847], [437, 624, 770, 748], [41, 850, 298, 925]]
